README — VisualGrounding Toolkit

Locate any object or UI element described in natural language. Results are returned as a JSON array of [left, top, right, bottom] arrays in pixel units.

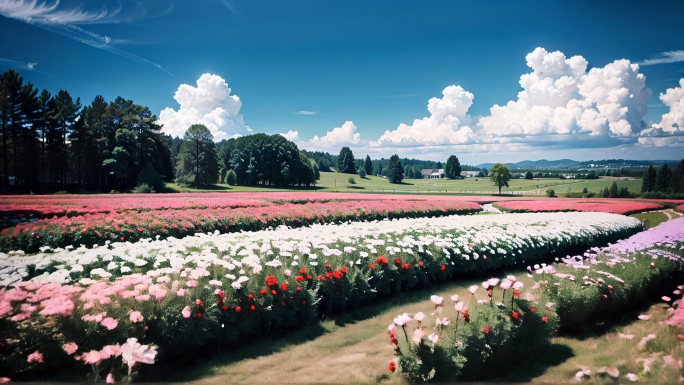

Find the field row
[[0, 213, 641, 379], [493, 199, 664, 215]]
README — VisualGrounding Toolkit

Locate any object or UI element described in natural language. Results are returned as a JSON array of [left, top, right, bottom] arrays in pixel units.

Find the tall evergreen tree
[[444, 155, 462, 179], [671, 159, 684, 194], [364, 154, 373, 175], [387, 154, 404, 183], [51, 90, 81, 189], [177, 124, 219, 188], [655, 163, 672, 193], [336, 147, 356, 173], [641, 165, 657, 193]]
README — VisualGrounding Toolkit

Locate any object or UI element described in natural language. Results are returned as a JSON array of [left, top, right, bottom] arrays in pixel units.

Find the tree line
[[0, 70, 174, 192], [641, 161, 684, 194]]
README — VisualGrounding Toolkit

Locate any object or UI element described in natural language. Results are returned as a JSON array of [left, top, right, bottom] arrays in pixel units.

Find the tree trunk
[[1, 116, 8, 190]]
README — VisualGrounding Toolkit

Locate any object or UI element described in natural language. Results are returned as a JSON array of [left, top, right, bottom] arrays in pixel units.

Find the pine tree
[[364, 155, 373, 175], [337, 147, 356, 173], [641, 165, 657, 192], [387, 154, 404, 183], [671, 159, 684, 194], [176, 124, 219, 188], [655, 163, 672, 193]]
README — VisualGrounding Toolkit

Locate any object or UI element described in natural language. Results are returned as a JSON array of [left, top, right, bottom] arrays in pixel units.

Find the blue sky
[[1, 0, 684, 164]]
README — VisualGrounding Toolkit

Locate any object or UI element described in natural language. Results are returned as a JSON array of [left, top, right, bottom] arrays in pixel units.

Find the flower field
[[0, 212, 641, 381], [0, 198, 481, 253], [493, 199, 662, 215], [387, 216, 684, 382]]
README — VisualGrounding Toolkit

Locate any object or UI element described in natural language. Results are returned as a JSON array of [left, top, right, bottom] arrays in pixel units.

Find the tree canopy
[[445, 155, 462, 179], [176, 124, 219, 188], [387, 154, 404, 183], [337, 147, 356, 173], [489, 163, 512, 194]]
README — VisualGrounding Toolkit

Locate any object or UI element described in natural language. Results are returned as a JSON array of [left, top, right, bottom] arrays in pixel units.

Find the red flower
[[325, 263, 330, 270], [299, 268, 307, 275], [650, 263, 655, 269], [529, 307, 535, 313], [295, 276, 304, 282], [271, 289, 277, 295], [513, 289, 520, 298], [265, 275, 277, 286], [247, 294, 253, 300], [260, 289, 267, 296], [388, 360, 396, 373], [197, 313, 202, 319], [280, 283, 287, 291], [306, 275, 312, 280], [541, 316, 548, 323], [138, 227, 144, 232], [369, 263, 375, 270], [317, 275, 323, 281], [341, 267, 347, 273], [325, 272, 332, 279], [418, 261, 424, 267], [483, 325, 489, 334], [512, 311, 520, 320], [296, 287, 301, 291], [250, 305, 255, 311], [440, 264, 446, 271], [235, 306, 241, 313], [195, 299, 203, 306], [394, 257, 402, 265], [401, 264, 409, 270], [221, 305, 228, 311], [333, 271, 342, 279], [376, 256, 388, 265], [390, 337, 398, 345], [461, 310, 470, 322]]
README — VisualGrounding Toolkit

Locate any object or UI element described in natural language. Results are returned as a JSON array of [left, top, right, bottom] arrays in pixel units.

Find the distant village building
[[421, 169, 445, 178], [461, 171, 480, 178]]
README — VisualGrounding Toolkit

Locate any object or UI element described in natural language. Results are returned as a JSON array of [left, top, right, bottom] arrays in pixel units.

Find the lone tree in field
[[489, 163, 512, 195], [387, 154, 404, 183], [337, 147, 356, 173], [445, 155, 462, 179], [525, 171, 534, 180], [177, 124, 219, 189]]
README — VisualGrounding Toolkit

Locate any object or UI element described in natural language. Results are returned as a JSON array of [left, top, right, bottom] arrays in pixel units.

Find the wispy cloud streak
[[294, 111, 317, 115], [0, 57, 50, 75], [0, 0, 176, 77], [638, 50, 684, 66]]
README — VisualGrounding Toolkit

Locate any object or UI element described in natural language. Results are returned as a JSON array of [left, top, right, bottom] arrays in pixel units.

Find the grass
[[164, 263, 684, 385], [164, 172, 643, 196], [631, 212, 670, 228]]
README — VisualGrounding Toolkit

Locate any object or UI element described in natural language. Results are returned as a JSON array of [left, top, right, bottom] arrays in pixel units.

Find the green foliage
[[387, 154, 404, 184], [348, 177, 356, 184], [525, 171, 533, 180], [132, 183, 155, 193], [176, 124, 219, 188], [225, 169, 237, 186], [582, 187, 588, 193], [364, 155, 373, 175], [489, 163, 512, 194], [337, 146, 356, 173], [609, 181, 619, 197], [641, 165, 657, 193], [546, 189, 555, 197], [655, 162, 673, 192], [601, 187, 610, 197], [138, 163, 164, 191], [358, 167, 366, 178], [445, 155, 462, 179]]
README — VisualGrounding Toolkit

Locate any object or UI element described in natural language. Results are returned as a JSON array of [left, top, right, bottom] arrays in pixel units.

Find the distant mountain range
[[475, 159, 681, 170]]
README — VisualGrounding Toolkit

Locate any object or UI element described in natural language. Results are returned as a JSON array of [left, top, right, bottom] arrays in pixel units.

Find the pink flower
[[176, 289, 186, 297], [182, 306, 191, 318], [468, 285, 478, 295], [100, 317, 118, 330], [412, 328, 426, 345], [27, 351, 43, 363], [62, 342, 78, 355], [0, 377, 10, 383], [500, 279, 512, 290], [186, 280, 198, 288], [100, 344, 122, 360], [414, 312, 425, 322], [134, 295, 150, 302], [284, 269, 292, 277], [430, 295, 443, 306], [129, 311, 144, 323], [512, 281, 524, 290], [441, 317, 450, 326], [428, 333, 439, 344], [450, 294, 459, 302], [546, 302, 554, 308], [638, 314, 651, 321], [106, 373, 116, 384], [78, 350, 102, 365], [120, 338, 157, 366]]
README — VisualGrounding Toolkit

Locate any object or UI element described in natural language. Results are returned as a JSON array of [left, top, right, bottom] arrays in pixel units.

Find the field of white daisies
[[3, 210, 684, 383]]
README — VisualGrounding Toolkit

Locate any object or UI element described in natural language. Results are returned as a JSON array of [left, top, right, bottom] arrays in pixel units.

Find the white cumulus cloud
[[370, 85, 477, 147], [280, 130, 299, 141], [302, 121, 361, 148], [158, 73, 250, 140]]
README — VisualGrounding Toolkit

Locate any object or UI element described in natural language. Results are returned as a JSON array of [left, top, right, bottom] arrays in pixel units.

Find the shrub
[[138, 163, 164, 191], [546, 189, 555, 197], [109, 190, 119, 194], [348, 177, 356, 184], [583, 191, 596, 198], [132, 183, 155, 193], [54, 190, 69, 195], [358, 168, 366, 178], [225, 170, 237, 186], [582, 187, 588, 193]]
